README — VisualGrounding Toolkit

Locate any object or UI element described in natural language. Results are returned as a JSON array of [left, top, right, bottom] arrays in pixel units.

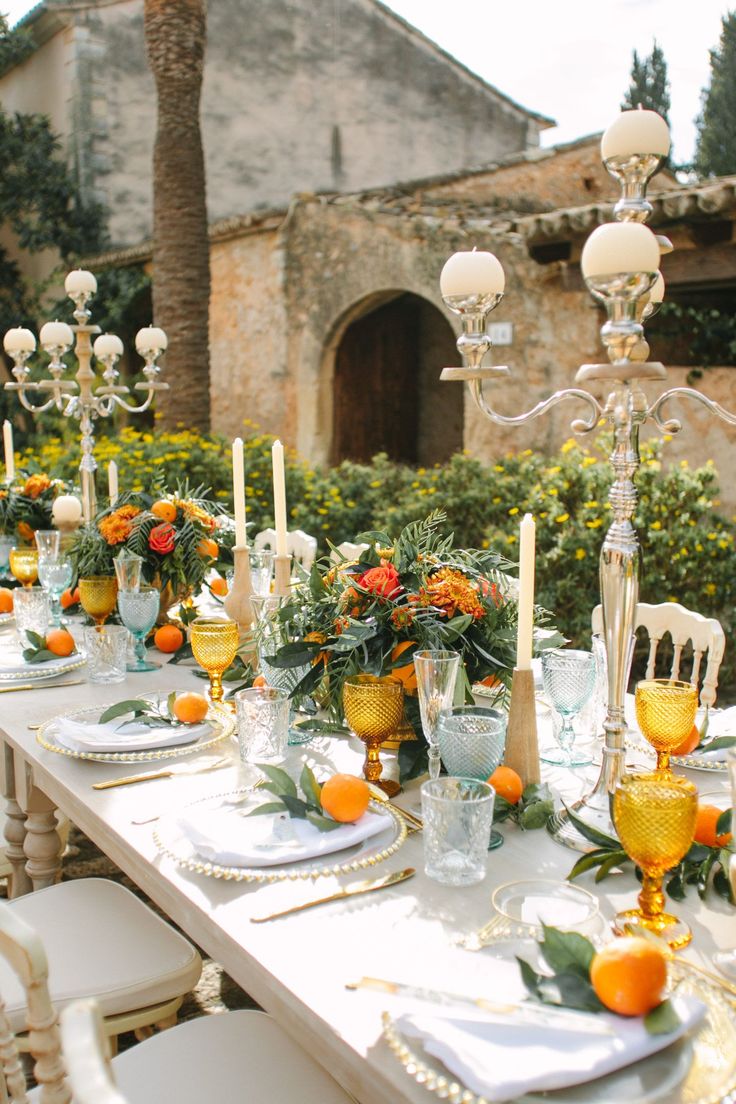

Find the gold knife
[[251, 867, 416, 922], [0, 678, 85, 694], [92, 757, 230, 790]]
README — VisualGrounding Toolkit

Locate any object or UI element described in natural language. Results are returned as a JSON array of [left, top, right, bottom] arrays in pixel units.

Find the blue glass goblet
[[541, 649, 596, 767], [117, 586, 161, 672], [437, 706, 507, 849], [37, 555, 73, 628]]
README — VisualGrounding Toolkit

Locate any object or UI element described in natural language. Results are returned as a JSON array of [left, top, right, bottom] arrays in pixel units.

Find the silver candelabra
[[441, 113, 736, 850], [2, 269, 168, 523]]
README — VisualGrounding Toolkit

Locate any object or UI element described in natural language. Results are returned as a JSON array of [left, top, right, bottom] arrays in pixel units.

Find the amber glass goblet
[[635, 678, 698, 773], [613, 771, 698, 950], [190, 617, 239, 705], [79, 576, 119, 628], [343, 674, 404, 797], [9, 546, 38, 589]]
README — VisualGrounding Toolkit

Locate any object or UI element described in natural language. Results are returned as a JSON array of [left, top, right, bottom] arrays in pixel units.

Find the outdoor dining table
[[0, 652, 732, 1104]]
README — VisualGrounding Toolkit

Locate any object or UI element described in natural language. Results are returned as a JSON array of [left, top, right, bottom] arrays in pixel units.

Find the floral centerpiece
[[264, 512, 560, 778], [0, 471, 70, 544]]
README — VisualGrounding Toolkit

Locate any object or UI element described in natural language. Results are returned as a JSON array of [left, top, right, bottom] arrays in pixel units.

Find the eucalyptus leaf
[[563, 804, 620, 850], [519, 799, 554, 830], [644, 999, 680, 1036], [242, 802, 288, 818], [516, 956, 544, 999], [398, 739, 428, 783], [539, 925, 595, 978], [300, 763, 322, 809], [292, 718, 349, 735], [568, 848, 620, 881], [699, 736, 736, 752], [25, 649, 58, 664], [492, 795, 515, 824], [99, 699, 151, 724], [716, 809, 733, 837], [167, 689, 177, 719], [25, 630, 46, 650], [537, 972, 605, 1013], [256, 763, 297, 798], [278, 794, 310, 820], [305, 810, 343, 833], [594, 852, 628, 882]]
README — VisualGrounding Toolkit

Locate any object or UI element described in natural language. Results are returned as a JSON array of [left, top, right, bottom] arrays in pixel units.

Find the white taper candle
[[516, 513, 536, 671], [272, 440, 288, 558], [3, 421, 14, 482], [232, 437, 247, 547], [108, 460, 118, 506]]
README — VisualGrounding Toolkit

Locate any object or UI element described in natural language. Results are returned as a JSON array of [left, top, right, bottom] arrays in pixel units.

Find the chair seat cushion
[[112, 1010, 353, 1104], [4, 879, 201, 1032]]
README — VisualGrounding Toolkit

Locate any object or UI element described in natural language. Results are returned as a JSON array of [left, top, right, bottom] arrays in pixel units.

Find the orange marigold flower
[[24, 473, 51, 499], [175, 498, 216, 532], [333, 616, 351, 635], [423, 567, 485, 620], [390, 607, 415, 630], [99, 504, 141, 545]]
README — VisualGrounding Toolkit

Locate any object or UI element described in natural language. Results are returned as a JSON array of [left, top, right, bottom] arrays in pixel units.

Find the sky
[[2, 0, 732, 164]]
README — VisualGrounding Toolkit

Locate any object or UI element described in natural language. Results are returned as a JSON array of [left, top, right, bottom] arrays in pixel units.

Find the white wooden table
[[0, 656, 732, 1104]]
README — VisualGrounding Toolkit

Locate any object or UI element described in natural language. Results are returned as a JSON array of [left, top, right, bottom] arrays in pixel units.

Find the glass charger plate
[[0, 653, 86, 682], [671, 751, 728, 774], [382, 959, 736, 1104], [153, 789, 407, 883], [491, 879, 600, 933], [36, 700, 234, 763]]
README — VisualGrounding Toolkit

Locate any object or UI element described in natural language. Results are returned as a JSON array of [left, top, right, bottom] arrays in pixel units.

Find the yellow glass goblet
[[635, 678, 698, 773], [190, 617, 239, 705], [79, 576, 119, 628], [613, 771, 698, 950], [343, 674, 404, 798], [9, 546, 38, 588]]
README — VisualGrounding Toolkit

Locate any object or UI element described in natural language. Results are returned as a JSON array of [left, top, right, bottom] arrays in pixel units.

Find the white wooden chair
[[0, 901, 354, 1104], [591, 601, 726, 708], [254, 527, 318, 571], [329, 541, 369, 564], [0, 879, 201, 1054]]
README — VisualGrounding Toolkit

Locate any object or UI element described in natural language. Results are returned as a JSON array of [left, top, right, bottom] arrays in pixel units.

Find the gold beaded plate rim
[[670, 752, 728, 774], [153, 790, 407, 883], [381, 959, 736, 1104], [0, 655, 86, 683], [36, 697, 234, 763]]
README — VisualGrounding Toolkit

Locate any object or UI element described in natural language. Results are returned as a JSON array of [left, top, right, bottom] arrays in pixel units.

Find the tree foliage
[[694, 12, 736, 177], [621, 40, 671, 122]]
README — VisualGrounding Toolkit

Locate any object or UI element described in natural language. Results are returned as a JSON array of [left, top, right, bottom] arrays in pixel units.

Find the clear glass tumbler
[[14, 587, 50, 643], [84, 624, 128, 684], [234, 686, 289, 764], [251, 594, 311, 744], [421, 777, 495, 886], [34, 530, 60, 559], [413, 649, 460, 781], [117, 586, 160, 672], [37, 555, 73, 628]]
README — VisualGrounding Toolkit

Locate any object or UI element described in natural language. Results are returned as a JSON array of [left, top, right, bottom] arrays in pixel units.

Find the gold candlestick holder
[[503, 667, 540, 786], [273, 553, 291, 596]]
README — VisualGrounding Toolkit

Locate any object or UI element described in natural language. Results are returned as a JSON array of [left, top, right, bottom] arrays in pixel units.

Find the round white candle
[[581, 223, 660, 278], [52, 494, 83, 527], [94, 333, 124, 358], [601, 109, 670, 161], [64, 269, 97, 296], [108, 460, 119, 506], [272, 440, 288, 558], [3, 421, 14, 482], [232, 437, 247, 547], [39, 320, 73, 349], [135, 326, 168, 354], [516, 513, 536, 671], [649, 271, 665, 304], [440, 248, 505, 298], [3, 327, 36, 354]]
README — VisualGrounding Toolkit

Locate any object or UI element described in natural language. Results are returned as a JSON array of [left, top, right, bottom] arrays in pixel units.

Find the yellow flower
[[705, 582, 717, 595], [651, 520, 662, 530], [508, 507, 519, 515], [586, 519, 603, 529], [561, 439, 576, 454], [555, 513, 569, 524], [575, 548, 586, 560]]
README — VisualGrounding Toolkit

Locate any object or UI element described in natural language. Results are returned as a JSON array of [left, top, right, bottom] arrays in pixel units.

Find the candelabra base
[[547, 788, 616, 853]]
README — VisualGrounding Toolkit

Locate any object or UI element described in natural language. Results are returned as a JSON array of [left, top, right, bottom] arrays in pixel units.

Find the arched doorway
[[331, 292, 461, 466]]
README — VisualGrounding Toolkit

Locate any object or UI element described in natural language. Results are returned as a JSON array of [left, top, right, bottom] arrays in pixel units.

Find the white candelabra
[[3, 269, 168, 522], [440, 108, 736, 850]]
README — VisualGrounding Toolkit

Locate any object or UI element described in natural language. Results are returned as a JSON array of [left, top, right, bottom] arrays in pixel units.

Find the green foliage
[[0, 14, 33, 77], [695, 12, 736, 176], [651, 299, 736, 377], [622, 40, 671, 123]]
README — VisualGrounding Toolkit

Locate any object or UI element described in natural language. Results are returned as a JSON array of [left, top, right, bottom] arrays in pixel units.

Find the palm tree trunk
[[144, 0, 210, 431]]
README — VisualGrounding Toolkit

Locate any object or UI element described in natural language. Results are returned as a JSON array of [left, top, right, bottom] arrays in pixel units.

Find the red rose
[[149, 521, 176, 555], [357, 561, 401, 599]]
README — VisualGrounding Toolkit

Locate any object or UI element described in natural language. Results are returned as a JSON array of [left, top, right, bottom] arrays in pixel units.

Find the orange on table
[[172, 692, 209, 724], [252, 674, 267, 687], [210, 575, 228, 597], [671, 723, 700, 757], [197, 537, 219, 560], [390, 640, 417, 692], [151, 499, 177, 523], [153, 623, 184, 653], [60, 586, 80, 610], [320, 773, 370, 823], [694, 803, 732, 847], [590, 936, 667, 1016], [488, 765, 523, 805], [45, 628, 75, 657], [0, 587, 13, 613]]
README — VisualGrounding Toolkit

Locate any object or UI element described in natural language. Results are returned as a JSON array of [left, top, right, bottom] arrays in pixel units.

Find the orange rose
[[357, 560, 401, 599], [149, 522, 176, 555]]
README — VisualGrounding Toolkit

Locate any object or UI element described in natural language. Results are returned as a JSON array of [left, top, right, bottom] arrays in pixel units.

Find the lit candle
[[440, 248, 505, 298], [108, 460, 119, 506], [601, 109, 670, 161], [135, 326, 168, 355], [93, 334, 124, 359], [581, 222, 660, 278], [39, 320, 73, 349], [272, 439, 288, 557], [52, 494, 83, 527], [2, 421, 14, 482], [3, 327, 36, 354], [64, 269, 97, 296], [232, 437, 247, 547], [516, 513, 535, 671]]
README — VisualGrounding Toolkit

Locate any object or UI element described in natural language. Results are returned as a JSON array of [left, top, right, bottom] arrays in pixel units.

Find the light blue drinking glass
[[541, 649, 596, 767], [117, 586, 161, 672], [437, 705, 507, 849], [37, 555, 73, 628]]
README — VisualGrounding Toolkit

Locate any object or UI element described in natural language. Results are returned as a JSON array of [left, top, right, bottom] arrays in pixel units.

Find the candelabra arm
[[468, 378, 604, 435], [6, 384, 65, 415], [647, 386, 736, 435]]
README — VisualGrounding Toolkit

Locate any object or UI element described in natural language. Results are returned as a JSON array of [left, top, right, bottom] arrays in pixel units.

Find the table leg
[[14, 758, 61, 892], [1, 742, 31, 898]]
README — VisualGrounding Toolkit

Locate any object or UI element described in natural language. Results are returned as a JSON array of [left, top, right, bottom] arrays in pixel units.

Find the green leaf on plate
[[300, 763, 322, 809], [305, 810, 343, 832], [99, 699, 151, 724], [699, 736, 736, 753], [25, 630, 46, 650], [539, 924, 596, 978], [537, 972, 605, 1013], [278, 794, 310, 819], [25, 649, 58, 664], [644, 999, 680, 1036], [716, 809, 733, 837], [256, 763, 297, 798], [242, 802, 287, 818]]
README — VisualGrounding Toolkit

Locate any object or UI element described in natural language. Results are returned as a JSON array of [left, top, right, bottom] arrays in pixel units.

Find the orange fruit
[[320, 774, 371, 823], [671, 723, 700, 757], [45, 628, 76, 657], [0, 587, 13, 613], [153, 623, 184, 653], [390, 640, 417, 692], [252, 674, 267, 687], [478, 674, 502, 688], [172, 692, 209, 724], [694, 803, 732, 847], [197, 537, 219, 560], [60, 586, 80, 610], [488, 765, 523, 805], [590, 937, 667, 1016], [210, 575, 228, 597], [151, 499, 177, 523]]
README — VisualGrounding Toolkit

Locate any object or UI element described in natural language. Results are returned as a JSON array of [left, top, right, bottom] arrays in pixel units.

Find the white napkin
[[179, 803, 391, 867], [0, 649, 78, 677], [396, 995, 705, 1102], [54, 716, 209, 754]]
